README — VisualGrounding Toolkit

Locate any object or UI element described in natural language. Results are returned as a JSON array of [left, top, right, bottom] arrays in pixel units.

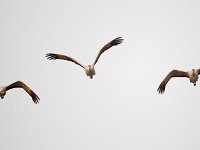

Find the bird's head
[[192, 69, 198, 76], [0, 87, 6, 98], [192, 69, 195, 75], [87, 65, 92, 70]]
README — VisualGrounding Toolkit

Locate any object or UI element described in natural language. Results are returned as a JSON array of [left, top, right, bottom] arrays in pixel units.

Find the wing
[[157, 70, 189, 94], [6, 81, 40, 104], [197, 68, 200, 75], [92, 37, 123, 66], [46, 53, 85, 69]]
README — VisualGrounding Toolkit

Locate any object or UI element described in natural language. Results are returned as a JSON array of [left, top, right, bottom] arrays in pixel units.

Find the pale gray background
[[0, 0, 200, 149]]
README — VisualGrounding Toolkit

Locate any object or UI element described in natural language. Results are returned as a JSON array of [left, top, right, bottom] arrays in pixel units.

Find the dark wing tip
[[157, 81, 166, 94], [111, 37, 124, 46], [33, 97, 40, 104], [30, 90, 40, 104], [45, 53, 57, 60]]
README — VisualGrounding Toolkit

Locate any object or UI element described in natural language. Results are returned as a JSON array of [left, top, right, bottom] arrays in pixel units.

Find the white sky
[[0, 0, 200, 150]]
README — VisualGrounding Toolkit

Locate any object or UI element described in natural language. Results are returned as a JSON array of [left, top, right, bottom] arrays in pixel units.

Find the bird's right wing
[[46, 53, 85, 69], [157, 70, 189, 94], [197, 68, 200, 75], [6, 81, 40, 104]]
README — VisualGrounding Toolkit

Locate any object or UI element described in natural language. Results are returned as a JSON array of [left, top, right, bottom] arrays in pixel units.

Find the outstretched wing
[[6, 81, 40, 104], [46, 53, 85, 69], [157, 70, 189, 94], [92, 37, 123, 66]]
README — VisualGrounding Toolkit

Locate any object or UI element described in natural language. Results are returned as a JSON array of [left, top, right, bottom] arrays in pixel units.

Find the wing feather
[[157, 70, 189, 94], [46, 53, 85, 69], [93, 37, 123, 66], [6, 81, 40, 104], [197, 68, 200, 75]]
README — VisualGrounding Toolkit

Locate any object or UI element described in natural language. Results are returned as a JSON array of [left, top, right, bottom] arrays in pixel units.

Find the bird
[[157, 69, 200, 94], [46, 37, 123, 79], [0, 81, 40, 104]]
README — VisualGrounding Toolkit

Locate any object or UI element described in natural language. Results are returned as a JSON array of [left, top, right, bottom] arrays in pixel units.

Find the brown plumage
[[92, 37, 123, 66], [0, 81, 40, 104], [46, 37, 123, 79], [157, 69, 200, 94]]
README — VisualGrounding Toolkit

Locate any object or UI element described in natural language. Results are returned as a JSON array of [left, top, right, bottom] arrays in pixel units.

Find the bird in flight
[[0, 81, 40, 104], [157, 69, 200, 94], [46, 37, 123, 79]]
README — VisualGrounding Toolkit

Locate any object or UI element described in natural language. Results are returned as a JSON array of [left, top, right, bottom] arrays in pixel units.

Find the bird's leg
[[1, 96, 4, 99], [194, 83, 196, 86]]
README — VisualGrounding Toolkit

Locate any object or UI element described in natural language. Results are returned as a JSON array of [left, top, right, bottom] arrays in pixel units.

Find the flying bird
[[157, 69, 200, 94], [46, 37, 123, 79], [0, 81, 40, 104]]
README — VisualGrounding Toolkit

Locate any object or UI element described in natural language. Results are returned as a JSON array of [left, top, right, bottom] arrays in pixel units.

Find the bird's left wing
[[92, 37, 123, 66], [6, 81, 40, 104]]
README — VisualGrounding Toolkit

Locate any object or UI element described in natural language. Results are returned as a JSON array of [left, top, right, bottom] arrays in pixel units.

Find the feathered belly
[[189, 76, 198, 83], [84, 66, 95, 76], [85, 69, 95, 76]]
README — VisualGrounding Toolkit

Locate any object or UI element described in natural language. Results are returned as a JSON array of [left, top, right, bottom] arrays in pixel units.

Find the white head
[[0, 86, 6, 99]]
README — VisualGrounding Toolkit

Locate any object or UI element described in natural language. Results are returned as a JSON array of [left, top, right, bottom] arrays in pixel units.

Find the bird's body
[[0, 86, 6, 98], [188, 69, 198, 84], [46, 37, 123, 79], [84, 65, 96, 79], [0, 81, 40, 104], [157, 69, 200, 94]]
